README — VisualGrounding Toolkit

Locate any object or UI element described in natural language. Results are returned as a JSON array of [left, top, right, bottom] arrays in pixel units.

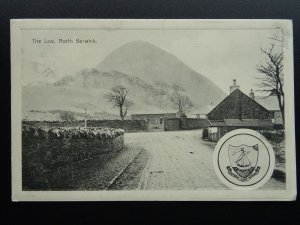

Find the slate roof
[[254, 95, 281, 111], [191, 104, 215, 115], [131, 109, 177, 115], [208, 120, 226, 127], [207, 89, 270, 121], [131, 112, 178, 118]]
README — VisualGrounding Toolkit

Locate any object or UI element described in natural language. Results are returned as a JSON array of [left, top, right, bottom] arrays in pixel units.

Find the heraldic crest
[[226, 144, 260, 182]]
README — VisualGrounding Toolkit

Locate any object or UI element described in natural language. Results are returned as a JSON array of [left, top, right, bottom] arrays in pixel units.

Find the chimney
[[249, 89, 254, 99], [230, 79, 240, 93]]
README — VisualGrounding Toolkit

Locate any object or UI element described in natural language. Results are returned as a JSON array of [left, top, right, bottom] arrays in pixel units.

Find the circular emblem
[[213, 129, 275, 190]]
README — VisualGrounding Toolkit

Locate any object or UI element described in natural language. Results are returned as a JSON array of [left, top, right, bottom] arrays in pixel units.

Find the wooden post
[[84, 108, 87, 129]]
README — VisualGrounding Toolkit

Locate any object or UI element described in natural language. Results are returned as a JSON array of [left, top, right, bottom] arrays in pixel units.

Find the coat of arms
[[226, 144, 261, 182]]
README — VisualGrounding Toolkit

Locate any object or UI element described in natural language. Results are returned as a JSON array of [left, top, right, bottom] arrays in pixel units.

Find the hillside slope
[[97, 41, 226, 107], [22, 41, 226, 120], [22, 69, 174, 120]]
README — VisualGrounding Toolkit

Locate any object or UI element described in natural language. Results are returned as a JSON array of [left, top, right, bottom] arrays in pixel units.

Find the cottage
[[190, 103, 215, 119], [207, 80, 273, 141], [249, 89, 283, 127], [131, 112, 179, 130]]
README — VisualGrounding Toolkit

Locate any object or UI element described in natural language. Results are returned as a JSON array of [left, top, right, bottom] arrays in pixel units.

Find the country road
[[124, 129, 285, 190]]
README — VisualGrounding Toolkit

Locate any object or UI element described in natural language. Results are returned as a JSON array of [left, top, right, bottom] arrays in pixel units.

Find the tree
[[60, 111, 75, 121], [105, 85, 133, 120], [169, 85, 193, 115], [256, 43, 284, 124]]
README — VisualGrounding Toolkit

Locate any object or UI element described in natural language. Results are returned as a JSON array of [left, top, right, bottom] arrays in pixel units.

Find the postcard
[[11, 19, 296, 200]]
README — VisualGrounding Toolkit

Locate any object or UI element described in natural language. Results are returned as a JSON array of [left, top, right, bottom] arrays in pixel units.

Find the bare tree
[[256, 43, 284, 124], [169, 85, 193, 115], [105, 85, 133, 120]]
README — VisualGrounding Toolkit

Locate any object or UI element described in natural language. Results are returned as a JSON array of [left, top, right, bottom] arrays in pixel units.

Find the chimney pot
[[249, 89, 255, 99], [229, 79, 239, 93]]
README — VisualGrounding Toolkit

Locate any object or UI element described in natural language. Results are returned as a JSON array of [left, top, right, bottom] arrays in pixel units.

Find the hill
[[22, 41, 226, 120], [97, 41, 226, 107]]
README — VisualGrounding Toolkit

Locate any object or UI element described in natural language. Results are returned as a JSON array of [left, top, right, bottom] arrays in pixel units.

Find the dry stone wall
[[86, 120, 149, 132], [23, 119, 149, 132], [165, 118, 209, 131], [22, 125, 124, 189]]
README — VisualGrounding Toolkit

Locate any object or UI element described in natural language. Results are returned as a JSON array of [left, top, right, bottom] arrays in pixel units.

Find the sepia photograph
[[11, 19, 296, 200]]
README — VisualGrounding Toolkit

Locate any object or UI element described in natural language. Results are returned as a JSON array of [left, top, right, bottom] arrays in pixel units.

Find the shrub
[[258, 130, 285, 143]]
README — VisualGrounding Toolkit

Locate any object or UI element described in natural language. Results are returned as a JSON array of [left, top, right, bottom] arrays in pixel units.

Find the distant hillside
[[22, 69, 174, 120], [22, 41, 226, 120]]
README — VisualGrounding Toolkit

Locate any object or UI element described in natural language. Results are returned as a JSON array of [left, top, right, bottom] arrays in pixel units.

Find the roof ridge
[[208, 88, 270, 118]]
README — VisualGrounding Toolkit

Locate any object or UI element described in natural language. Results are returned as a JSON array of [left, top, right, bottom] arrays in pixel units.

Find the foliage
[[258, 129, 285, 143]]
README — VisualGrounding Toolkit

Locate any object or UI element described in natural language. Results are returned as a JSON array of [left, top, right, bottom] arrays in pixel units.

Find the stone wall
[[165, 118, 209, 131], [86, 120, 149, 132], [23, 120, 85, 128], [131, 113, 177, 120], [22, 125, 124, 190], [23, 119, 149, 132], [183, 118, 210, 129], [165, 118, 180, 131]]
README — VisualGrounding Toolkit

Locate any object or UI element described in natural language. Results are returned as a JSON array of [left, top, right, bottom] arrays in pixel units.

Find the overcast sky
[[22, 28, 282, 94]]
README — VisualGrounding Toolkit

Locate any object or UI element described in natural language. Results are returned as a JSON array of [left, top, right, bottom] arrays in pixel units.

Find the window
[[160, 118, 163, 124]]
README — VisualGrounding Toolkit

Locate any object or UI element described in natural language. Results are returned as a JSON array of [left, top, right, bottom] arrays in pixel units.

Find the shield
[[228, 144, 259, 178]]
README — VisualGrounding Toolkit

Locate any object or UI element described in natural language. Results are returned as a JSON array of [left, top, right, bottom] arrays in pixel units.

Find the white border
[[11, 19, 297, 201]]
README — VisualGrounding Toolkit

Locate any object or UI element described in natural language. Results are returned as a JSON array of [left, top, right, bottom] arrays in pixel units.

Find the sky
[[22, 27, 283, 94]]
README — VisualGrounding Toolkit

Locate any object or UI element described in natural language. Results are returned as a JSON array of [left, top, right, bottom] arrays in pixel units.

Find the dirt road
[[125, 130, 285, 190]]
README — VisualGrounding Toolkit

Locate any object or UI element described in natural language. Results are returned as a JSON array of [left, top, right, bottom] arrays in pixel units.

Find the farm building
[[131, 112, 179, 131], [190, 103, 215, 119], [131, 112, 209, 131], [251, 89, 283, 127], [207, 81, 273, 141]]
